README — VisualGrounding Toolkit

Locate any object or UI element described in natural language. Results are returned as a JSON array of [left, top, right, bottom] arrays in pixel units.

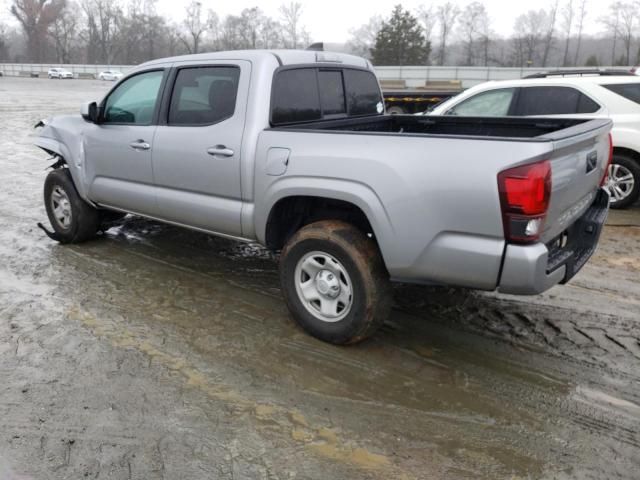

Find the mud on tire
[[44, 168, 100, 244], [279, 220, 392, 345]]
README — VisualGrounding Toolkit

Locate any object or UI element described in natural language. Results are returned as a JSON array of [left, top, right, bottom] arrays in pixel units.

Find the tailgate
[[539, 119, 612, 243]]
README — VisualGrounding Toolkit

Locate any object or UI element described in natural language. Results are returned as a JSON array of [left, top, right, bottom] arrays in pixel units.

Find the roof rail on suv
[[524, 69, 635, 79]]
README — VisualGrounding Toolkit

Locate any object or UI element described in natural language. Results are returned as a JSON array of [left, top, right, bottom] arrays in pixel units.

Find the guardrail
[[0, 63, 633, 88], [0, 63, 133, 79], [375, 65, 634, 88]]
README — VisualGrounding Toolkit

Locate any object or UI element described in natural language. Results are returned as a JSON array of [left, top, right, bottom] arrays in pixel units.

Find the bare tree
[[458, 2, 488, 66], [436, 1, 460, 65], [541, 0, 559, 67], [238, 7, 262, 49], [572, 0, 587, 65], [279, 2, 305, 49], [512, 10, 546, 66], [259, 17, 283, 49], [179, 0, 214, 54], [561, 0, 574, 66], [81, 0, 124, 64], [478, 8, 492, 66], [11, 0, 66, 62], [616, 2, 637, 65], [417, 5, 436, 64], [49, 1, 77, 63], [346, 15, 382, 60], [600, 2, 622, 65], [0, 22, 9, 61]]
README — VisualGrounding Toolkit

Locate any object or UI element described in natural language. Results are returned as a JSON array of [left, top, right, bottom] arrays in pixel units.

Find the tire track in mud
[[63, 226, 640, 478]]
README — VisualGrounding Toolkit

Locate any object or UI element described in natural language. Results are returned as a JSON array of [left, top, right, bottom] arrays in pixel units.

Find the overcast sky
[[156, 0, 613, 42], [1, 0, 614, 42]]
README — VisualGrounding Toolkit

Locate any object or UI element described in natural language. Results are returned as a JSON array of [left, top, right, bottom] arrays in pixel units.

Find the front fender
[[35, 116, 92, 202]]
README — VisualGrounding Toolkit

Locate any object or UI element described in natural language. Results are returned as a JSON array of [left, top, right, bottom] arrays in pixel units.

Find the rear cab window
[[602, 83, 640, 105], [270, 66, 383, 126]]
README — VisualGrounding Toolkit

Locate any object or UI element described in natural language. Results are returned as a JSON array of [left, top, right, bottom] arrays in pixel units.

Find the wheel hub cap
[[316, 270, 341, 298], [51, 186, 72, 229], [294, 251, 353, 323], [607, 164, 635, 203]]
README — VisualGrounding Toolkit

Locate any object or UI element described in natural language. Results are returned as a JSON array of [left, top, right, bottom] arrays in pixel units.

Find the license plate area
[[546, 188, 609, 283]]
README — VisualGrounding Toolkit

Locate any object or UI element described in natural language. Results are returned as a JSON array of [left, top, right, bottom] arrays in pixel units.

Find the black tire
[[44, 169, 100, 244], [279, 220, 392, 345], [608, 154, 640, 209], [386, 106, 405, 115]]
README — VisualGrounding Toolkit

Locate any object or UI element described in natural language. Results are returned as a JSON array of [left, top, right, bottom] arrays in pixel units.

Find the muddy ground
[[0, 77, 638, 479]]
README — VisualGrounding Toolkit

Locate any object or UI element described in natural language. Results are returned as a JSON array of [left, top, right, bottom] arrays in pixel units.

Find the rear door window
[[168, 66, 240, 125], [447, 88, 515, 116], [515, 86, 599, 115], [602, 83, 640, 105]]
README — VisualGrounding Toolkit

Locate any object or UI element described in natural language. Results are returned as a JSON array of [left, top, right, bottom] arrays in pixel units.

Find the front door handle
[[130, 140, 151, 151], [207, 145, 234, 157]]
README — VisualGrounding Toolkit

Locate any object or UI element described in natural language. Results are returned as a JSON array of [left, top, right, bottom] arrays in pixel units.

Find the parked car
[[98, 70, 124, 81], [34, 50, 611, 345], [48, 68, 74, 79], [428, 71, 640, 209]]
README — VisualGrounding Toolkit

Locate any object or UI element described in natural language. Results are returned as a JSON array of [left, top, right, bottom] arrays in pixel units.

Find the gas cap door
[[265, 148, 290, 176]]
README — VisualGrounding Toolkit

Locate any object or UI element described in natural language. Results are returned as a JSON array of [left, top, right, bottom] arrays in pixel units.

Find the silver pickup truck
[[35, 50, 612, 345]]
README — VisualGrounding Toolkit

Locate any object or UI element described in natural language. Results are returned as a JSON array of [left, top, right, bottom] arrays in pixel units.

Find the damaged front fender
[[34, 115, 92, 203]]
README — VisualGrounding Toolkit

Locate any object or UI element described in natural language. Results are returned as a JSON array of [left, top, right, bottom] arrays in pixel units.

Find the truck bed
[[272, 115, 605, 140]]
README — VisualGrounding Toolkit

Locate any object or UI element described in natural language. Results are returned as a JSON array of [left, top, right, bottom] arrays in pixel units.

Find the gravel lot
[[0, 77, 639, 479]]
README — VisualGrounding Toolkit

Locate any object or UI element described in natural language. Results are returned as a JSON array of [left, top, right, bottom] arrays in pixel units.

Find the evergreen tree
[[371, 5, 429, 66], [585, 54, 599, 67]]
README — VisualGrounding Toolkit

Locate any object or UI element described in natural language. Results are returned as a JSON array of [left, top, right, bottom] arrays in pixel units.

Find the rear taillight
[[498, 160, 552, 244], [600, 133, 614, 187]]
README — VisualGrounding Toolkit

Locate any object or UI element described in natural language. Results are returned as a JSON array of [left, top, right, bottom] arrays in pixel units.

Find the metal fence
[[0, 63, 133, 79], [374, 65, 634, 88], [0, 63, 633, 87]]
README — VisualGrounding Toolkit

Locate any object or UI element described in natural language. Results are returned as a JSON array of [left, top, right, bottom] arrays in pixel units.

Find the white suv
[[48, 68, 74, 79], [98, 70, 124, 81], [429, 71, 640, 208]]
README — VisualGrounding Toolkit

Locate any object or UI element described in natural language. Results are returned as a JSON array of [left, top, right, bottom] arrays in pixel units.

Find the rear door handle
[[130, 140, 150, 151], [207, 145, 234, 157]]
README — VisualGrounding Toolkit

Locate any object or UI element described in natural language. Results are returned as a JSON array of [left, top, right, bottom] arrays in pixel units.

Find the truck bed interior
[[272, 115, 593, 139]]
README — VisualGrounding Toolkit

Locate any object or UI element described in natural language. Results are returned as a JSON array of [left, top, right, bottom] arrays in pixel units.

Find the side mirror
[[81, 101, 99, 123]]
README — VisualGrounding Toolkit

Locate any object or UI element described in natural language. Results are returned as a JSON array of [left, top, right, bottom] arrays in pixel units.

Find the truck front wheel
[[279, 220, 392, 345], [44, 169, 100, 244]]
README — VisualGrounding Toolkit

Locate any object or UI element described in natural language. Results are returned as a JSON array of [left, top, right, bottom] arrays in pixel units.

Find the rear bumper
[[498, 188, 609, 295]]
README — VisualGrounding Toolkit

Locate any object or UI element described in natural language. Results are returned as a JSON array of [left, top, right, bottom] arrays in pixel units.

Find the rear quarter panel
[[253, 130, 554, 289]]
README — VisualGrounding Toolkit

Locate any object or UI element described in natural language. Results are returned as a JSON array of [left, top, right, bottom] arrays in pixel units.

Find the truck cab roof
[[139, 49, 372, 70]]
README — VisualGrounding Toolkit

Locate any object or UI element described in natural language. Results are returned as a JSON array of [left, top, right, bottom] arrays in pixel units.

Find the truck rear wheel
[[44, 169, 100, 244], [279, 220, 392, 345]]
